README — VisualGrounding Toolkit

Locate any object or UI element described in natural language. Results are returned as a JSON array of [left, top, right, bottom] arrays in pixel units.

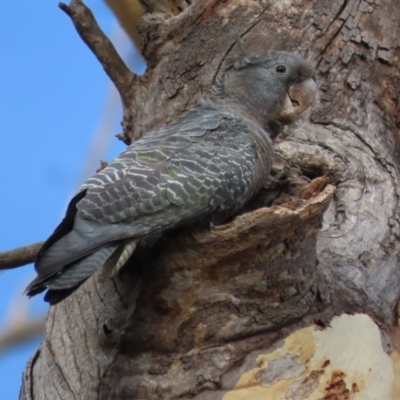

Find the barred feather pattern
[[47, 244, 118, 290], [25, 51, 317, 303], [26, 103, 274, 303], [78, 103, 274, 237]]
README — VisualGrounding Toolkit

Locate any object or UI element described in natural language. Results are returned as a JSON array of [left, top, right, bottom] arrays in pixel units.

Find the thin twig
[[58, 0, 136, 106], [0, 242, 43, 270]]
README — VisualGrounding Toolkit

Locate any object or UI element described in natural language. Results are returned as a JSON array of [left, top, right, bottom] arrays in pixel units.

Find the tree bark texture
[[21, 0, 400, 399]]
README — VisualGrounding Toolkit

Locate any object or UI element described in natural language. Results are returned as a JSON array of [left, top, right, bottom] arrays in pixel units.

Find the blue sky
[[0, 2, 144, 397]]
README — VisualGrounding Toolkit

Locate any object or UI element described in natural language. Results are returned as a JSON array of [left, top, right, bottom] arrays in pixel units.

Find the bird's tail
[[26, 244, 118, 304], [25, 239, 138, 305]]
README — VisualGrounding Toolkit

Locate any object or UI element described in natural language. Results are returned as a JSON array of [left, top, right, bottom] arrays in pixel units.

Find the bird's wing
[[78, 106, 259, 230], [34, 106, 267, 279]]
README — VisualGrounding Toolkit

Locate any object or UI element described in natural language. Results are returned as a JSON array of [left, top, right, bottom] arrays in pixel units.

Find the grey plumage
[[25, 51, 317, 304]]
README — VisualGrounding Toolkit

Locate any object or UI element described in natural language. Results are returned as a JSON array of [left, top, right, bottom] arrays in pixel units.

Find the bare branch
[[58, 0, 136, 106], [0, 242, 43, 270], [0, 318, 45, 353]]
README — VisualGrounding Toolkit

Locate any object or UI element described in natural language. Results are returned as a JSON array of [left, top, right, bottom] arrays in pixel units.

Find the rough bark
[[20, 0, 400, 399]]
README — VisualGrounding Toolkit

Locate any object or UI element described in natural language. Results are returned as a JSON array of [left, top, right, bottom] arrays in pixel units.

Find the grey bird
[[23, 51, 317, 304]]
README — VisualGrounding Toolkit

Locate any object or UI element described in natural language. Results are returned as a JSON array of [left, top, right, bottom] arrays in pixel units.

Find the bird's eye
[[276, 65, 286, 73]]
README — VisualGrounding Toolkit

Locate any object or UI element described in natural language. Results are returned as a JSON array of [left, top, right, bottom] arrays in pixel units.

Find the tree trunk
[[21, 0, 400, 399]]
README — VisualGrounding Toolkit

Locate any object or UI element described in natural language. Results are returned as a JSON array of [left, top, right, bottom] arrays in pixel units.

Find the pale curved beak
[[279, 77, 317, 123]]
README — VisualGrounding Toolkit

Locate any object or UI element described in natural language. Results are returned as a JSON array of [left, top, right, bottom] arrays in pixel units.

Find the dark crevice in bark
[[315, 0, 357, 68], [212, 4, 273, 82]]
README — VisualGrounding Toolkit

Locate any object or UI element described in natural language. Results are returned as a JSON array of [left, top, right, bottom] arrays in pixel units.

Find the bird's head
[[207, 51, 317, 134]]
